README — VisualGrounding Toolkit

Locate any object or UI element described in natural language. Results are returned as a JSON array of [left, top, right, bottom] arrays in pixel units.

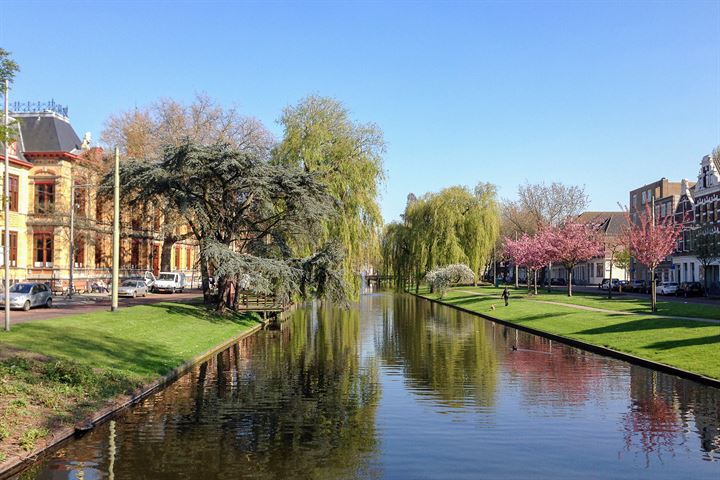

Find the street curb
[[413, 292, 720, 390], [0, 317, 269, 479]]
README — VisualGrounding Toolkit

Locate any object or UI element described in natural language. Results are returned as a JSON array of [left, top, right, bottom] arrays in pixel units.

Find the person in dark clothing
[[502, 287, 510, 306]]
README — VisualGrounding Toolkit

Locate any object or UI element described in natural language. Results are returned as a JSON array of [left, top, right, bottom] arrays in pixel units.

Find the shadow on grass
[[645, 334, 720, 350], [147, 302, 258, 326], [5, 326, 185, 377], [576, 317, 716, 335]]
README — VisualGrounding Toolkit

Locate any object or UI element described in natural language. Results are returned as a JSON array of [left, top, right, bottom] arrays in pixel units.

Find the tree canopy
[[382, 184, 500, 291], [274, 95, 385, 298], [112, 141, 346, 309]]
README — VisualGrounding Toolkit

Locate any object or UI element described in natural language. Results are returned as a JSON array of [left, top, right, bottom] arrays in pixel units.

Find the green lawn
[[419, 287, 720, 381], [0, 302, 260, 463], [457, 284, 720, 320]]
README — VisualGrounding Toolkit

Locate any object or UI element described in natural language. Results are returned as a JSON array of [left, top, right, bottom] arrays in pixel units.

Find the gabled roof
[[13, 112, 82, 153], [575, 211, 628, 236]]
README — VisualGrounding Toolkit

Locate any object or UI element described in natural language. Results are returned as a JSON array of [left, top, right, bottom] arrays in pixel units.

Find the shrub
[[425, 263, 475, 297]]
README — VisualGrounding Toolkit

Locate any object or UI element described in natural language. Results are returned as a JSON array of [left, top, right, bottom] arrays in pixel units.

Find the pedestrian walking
[[502, 287, 510, 306]]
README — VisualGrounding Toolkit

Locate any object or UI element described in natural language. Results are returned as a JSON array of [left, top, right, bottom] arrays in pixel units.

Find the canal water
[[16, 293, 720, 479]]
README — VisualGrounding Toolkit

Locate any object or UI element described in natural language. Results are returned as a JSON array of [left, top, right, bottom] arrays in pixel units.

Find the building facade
[[681, 153, 720, 292], [628, 178, 684, 282], [0, 104, 199, 292], [550, 211, 629, 285]]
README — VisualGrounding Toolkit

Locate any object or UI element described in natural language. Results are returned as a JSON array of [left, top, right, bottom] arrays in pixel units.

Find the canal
[[16, 293, 720, 479]]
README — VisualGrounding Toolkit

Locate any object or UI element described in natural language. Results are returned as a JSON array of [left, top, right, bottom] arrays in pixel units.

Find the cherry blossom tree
[[505, 232, 553, 295], [625, 205, 682, 312], [546, 222, 604, 297]]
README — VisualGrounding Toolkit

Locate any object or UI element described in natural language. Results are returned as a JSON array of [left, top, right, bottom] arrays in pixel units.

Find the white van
[[154, 272, 187, 293]]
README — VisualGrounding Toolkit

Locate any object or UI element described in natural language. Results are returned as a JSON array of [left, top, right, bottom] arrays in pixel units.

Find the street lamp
[[68, 182, 93, 298]]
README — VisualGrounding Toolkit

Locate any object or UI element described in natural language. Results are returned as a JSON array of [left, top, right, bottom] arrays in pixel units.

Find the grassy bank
[[419, 286, 720, 380], [460, 284, 720, 320], [0, 302, 260, 464]]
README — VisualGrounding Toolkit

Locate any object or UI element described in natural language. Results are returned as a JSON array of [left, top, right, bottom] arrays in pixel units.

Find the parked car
[[154, 271, 187, 293], [125, 271, 157, 292], [676, 281, 704, 297], [627, 280, 647, 293], [0, 282, 53, 311], [657, 282, 679, 295], [117, 280, 148, 298], [550, 278, 567, 286], [599, 279, 620, 290], [612, 280, 630, 292]]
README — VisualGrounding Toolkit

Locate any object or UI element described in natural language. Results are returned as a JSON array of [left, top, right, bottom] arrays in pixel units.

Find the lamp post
[[68, 183, 93, 298], [111, 147, 120, 312], [3, 79, 9, 331]]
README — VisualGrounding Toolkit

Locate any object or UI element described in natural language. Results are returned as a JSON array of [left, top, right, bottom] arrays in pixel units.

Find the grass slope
[[420, 287, 720, 380], [0, 301, 260, 464]]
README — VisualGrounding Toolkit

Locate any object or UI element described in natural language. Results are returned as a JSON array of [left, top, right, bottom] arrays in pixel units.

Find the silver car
[[117, 280, 148, 298], [0, 282, 53, 311]]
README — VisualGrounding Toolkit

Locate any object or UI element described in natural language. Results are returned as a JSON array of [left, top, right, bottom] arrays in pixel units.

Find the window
[[34, 182, 55, 213], [95, 234, 103, 267], [641, 191, 646, 204], [34, 232, 53, 267], [74, 236, 85, 268], [74, 186, 87, 216], [174, 245, 181, 270], [8, 175, 18, 212], [186, 246, 192, 270], [131, 240, 140, 268], [596, 262, 603, 278], [96, 196, 104, 222], [1, 231, 18, 267]]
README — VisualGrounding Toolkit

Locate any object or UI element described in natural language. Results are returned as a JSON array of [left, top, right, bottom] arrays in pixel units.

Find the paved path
[[7, 290, 203, 325], [454, 290, 720, 325]]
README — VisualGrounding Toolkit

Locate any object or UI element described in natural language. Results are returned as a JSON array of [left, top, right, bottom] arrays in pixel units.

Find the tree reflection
[[382, 295, 498, 409], [623, 366, 720, 464], [34, 304, 380, 480]]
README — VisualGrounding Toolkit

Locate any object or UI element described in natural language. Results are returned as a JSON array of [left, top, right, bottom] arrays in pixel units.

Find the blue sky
[[2, 1, 719, 223]]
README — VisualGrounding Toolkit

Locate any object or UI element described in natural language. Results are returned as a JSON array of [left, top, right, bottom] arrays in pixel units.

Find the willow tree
[[274, 96, 385, 298], [381, 183, 499, 292]]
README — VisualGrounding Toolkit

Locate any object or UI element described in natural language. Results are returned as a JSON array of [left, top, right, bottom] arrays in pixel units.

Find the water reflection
[[381, 296, 497, 409], [17, 293, 720, 479]]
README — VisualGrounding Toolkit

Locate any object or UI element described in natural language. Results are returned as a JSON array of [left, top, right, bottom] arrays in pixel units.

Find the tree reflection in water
[[25, 303, 380, 480], [382, 295, 498, 409]]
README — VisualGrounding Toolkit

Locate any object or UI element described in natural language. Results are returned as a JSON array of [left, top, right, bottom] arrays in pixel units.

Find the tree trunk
[[608, 262, 613, 300], [216, 276, 228, 312], [161, 239, 174, 272], [568, 268, 573, 297], [200, 251, 211, 304], [533, 269, 538, 295], [650, 267, 657, 313], [514, 263, 519, 289], [547, 263, 552, 292], [526, 269, 531, 293]]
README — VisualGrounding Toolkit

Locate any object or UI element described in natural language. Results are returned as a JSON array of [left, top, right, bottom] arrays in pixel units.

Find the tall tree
[[274, 95, 385, 298], [101, 94, 273, 270], [624, 205, 681, 312], [112, 141, 344, 309], [0, 48, 19, 144], [545, 222, 604, 297]]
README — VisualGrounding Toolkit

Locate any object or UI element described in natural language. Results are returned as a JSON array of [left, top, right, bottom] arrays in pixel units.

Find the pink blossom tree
[[624, 205, 682, 312], [505, 232, 553, 295], [546, 222, 604, 297]]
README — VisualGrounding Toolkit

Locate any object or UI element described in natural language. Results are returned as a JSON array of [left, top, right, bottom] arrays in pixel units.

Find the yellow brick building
[[0, 106, 199, 292]]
